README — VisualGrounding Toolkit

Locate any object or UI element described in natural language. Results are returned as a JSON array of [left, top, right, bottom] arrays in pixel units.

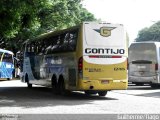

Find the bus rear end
[[78, 22, 128, 93], [128, 42, 159, 86]]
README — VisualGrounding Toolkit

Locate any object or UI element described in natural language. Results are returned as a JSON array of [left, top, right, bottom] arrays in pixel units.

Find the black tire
[[98, 91, 107, 96], [85, 91, 97, 95], [151, 84, 159, 89], [51, 76, 59, 94], [27, 82, 32, 88], [84, 91, 90, 95], [7, 78, 11, 81], [25, 75, 32, 88], [58, 76, 70, 95], [135, 83, 144, 86], [59, 80, 65, 95]]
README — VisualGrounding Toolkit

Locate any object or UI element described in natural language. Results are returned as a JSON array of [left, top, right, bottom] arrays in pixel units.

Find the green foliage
[[0, 0, 96, 52], [136, 21, 160, 42]]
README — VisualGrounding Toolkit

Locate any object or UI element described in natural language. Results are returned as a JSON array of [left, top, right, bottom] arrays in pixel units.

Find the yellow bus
[[21, 22, 128, 96]]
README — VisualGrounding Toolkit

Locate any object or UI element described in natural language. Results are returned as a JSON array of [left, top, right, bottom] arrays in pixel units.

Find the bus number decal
[[114, 67, 125, 71]]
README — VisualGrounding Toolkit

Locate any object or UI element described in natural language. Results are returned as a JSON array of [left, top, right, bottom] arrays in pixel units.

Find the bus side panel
[[75, 25, 83, 87], [22, 57, 36, 81], [0, 62, 14, 79]]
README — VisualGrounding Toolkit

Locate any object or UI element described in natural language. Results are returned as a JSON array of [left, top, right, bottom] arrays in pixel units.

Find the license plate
[[137, 66, 146, 69], [101, 80, 109, 84]]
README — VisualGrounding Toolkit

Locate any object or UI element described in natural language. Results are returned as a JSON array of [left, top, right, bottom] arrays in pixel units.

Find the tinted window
[[25, 28, 79, 55], [2, 53, 13, 63]]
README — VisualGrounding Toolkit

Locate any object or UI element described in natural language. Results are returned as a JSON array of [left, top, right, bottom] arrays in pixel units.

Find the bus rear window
[[84, 23, 125, 47], [129, 43, 157, 63], [2, 53, 13, 63]]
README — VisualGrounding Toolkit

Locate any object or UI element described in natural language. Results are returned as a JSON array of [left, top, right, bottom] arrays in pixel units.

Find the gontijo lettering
[[85, 48, 125, 54]]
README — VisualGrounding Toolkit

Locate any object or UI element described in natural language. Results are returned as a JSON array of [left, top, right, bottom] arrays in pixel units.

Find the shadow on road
[[127, 85, 153, 90], [120, 84, 160, 98], [0, 86, 118, 108], [136, 92, 160, 98]]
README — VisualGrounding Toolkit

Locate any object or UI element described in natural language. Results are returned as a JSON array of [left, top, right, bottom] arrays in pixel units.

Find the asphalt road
[[0, 80, 160, 119]]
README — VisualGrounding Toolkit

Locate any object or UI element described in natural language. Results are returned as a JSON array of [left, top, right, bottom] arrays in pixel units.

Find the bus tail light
[[78, 57, 83, 73], [127, 58, 129, 70], [155, 63, 158, 71]]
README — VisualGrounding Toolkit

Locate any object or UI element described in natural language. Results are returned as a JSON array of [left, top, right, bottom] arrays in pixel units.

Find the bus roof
[[24, 22, 124, 44], [130, 41, 160, 47], [24, 25, 80, 44], [0, 48, 13, 54]]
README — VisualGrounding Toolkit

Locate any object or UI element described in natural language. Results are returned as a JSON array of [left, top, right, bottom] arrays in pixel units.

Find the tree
[[0, 0, 50, 50], [0, 0, 96, 53], [136, 21, 160, 42]]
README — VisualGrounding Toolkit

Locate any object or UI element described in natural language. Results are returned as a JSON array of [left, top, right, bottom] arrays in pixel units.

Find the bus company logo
[[94, 27, 116, 37]]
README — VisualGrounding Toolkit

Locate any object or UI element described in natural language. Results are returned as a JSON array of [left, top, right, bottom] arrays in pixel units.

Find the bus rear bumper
[[129, 76, 158, 84], [77, 79, 128, 91]]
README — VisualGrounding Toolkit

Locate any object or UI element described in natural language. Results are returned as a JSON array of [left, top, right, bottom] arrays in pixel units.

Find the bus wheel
[[58, 76, 70, 95], [85, 91, 97, 95], [98, 91, 107, 96], [59, 80, 65, 95], [25, 75, 32, 88], [51, 76, 58, 94], [7, 78, 11, 81], [151, 84, 159, 89], [134, 82, 144, 86], [27, 82, 32, 88]]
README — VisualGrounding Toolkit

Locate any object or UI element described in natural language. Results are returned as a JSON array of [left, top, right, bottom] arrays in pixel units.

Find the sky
[[83, 0, 160, 44]]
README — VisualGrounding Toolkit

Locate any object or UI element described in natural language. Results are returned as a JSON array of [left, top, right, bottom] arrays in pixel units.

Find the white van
[[128, 42, 160, 88]]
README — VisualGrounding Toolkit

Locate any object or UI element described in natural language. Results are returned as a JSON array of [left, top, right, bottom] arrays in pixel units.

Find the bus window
[[2, 53, 13, 63], [0, 52, 3, 59]]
